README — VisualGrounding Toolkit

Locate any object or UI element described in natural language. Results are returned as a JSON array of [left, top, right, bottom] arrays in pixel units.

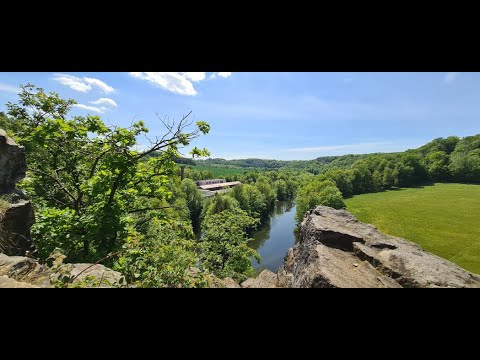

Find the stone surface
[[53, 263, 125, 287], [207, 274, 241, 288], [241, 269, 278, 288], [0, 253, 52, 287], [278, 206, 480, 288], [0, 275, 39, 288], [0, 129, 35, 256], [1, 200, 35, 255], [0, 130, 27, 194]]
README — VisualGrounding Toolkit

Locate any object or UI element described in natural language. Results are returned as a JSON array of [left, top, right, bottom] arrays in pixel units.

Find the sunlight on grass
[[345, 183, 480, 274]]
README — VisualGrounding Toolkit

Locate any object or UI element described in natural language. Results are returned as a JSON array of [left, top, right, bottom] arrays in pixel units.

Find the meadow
[[188, 165, 246, 177], [345, 183, 480, 274]]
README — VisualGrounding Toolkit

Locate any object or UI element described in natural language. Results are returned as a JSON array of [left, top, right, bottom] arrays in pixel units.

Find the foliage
[[200, 208, 260, 282], [7, 84, 210, 266], [295, 179, 345, 221], [180, 178, 203, 229], [115, 219, 207, 287]]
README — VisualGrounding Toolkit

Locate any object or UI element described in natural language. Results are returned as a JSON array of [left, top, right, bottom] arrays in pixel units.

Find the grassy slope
[[345, 183, 480, 274], [188, 165, 246, 177]]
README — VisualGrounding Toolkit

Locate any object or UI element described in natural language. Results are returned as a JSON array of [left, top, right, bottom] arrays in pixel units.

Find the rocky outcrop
[[0, 253, 125, 288], [241, 270, 278, 288], [207, 275, 241, 288], [277, 206, 480, 288], [0, 129, 35, 256]]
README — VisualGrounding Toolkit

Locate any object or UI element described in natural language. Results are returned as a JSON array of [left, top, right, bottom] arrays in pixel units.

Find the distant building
[[196, 179, 241, 197]]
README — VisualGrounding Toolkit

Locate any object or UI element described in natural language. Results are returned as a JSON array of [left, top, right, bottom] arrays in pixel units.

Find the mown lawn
[[188, 165, 246, 177], [345, 183, 480, 274]]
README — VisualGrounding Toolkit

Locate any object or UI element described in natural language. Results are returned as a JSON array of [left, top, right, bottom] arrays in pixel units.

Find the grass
[[345, 183, 480, 274], [188, 165, 246, 177]]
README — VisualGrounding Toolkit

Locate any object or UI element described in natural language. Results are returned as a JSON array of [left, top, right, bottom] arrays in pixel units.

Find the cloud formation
[[73, 104, 108, 113], [130, 72, 232, 96], [52, 74, 114, 93], [444, 72, 460, 84], [90, 97, 118, 107]]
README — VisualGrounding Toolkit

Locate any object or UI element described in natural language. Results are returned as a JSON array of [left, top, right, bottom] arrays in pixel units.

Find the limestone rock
[[0, 275, 39, 288], [0, 253, 52, 287], [54, 263, 125, 287], [0, 130, 27, 194], [278, 206, 480, 288], [241, 269, 278, 288], [207, 274, 241, 288]]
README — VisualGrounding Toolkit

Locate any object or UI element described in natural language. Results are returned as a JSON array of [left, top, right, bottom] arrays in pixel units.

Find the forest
[[1, 84, 479, 287]]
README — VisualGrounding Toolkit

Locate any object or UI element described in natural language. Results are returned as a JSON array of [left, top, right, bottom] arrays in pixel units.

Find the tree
[[372, 170, 383, 192], [425, 151, 450, 180], [382, 166, 395, 189], [275, 179, 288, 200], [229, 183, 266, 219], [115, 219, 207, 288], [181, 178, 203, 230], [295, 179, 345, 221], [200, 208, 260, 282], [8, 84, 210, 263], [202, 194, 240, 218]]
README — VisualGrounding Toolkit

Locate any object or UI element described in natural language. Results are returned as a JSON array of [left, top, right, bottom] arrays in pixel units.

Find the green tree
[[115, 219, 207, 288], [202, 194, 240, 218], [382, 166, 395, 189], [274, 179, 288, 200], [295, 179, 345, 221], [8, 84, 210, 263], [181, 178, 203, 230], [200, 208, 260, 282], [372, 170, 383, 192], [229, 183, 266, 219]]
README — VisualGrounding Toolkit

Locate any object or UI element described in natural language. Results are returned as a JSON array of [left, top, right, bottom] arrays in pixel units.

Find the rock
[[278, 206, 480, 288], [0, 129, 35, 256], [0, 252, 127, 288], [0, 275, 39, 288], [1, 200, 35, 255], [0, 130, 27, 195], [53, 263, 125, 288], [0, 253, 52, 287], [241, 269, 278, 288], [207, 274, 241, 288]]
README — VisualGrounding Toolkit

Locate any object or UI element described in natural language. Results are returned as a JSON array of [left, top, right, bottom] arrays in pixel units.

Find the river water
[[249, 199, 299, 272]]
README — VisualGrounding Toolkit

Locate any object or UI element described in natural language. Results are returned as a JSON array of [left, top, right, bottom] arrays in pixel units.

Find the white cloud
[[129, 72, 232, 95], [83, 77, 114, 93], [52, 74, 91, 92], [183, 72, 206, 82], [90, 97, 118, 107], [0, 83, 20, 93], [129, 72, 198, 96], [444, 72, 460, 84], [52, 73, 114, 93], [73, 104, 108, 114], [289, 141, 396, 154]]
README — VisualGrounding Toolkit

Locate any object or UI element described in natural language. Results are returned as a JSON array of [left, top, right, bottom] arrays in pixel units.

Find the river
[[249, 199, 299, 272]]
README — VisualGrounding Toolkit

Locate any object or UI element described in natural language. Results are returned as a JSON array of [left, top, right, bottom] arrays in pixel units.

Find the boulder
[[0, 129, 35, 256], [241, 269, 278, 288], [53, 263, 125, 287], [0, 130, 27, 194], [0, 253, 52, 287], [278, 206, 480, 288], [207, 274, 241, 288]]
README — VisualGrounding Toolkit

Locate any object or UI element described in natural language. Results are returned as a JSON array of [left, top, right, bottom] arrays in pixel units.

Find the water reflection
[[249, 199, 299, 272]]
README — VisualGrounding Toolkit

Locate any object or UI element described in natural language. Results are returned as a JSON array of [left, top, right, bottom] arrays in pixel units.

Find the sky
[[1, 72, 479, 160]]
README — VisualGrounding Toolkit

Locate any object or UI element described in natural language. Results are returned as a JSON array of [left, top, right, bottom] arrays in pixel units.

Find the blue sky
[[1, 72, 479, 160]]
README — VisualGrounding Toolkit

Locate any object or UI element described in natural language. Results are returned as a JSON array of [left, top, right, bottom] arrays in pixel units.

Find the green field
[[345, 183, 480, 274], [188, 165, 246, 177]]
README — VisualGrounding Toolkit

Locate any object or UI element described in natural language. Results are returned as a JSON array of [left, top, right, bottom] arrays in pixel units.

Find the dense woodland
[[1, 84, 479, 287]]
